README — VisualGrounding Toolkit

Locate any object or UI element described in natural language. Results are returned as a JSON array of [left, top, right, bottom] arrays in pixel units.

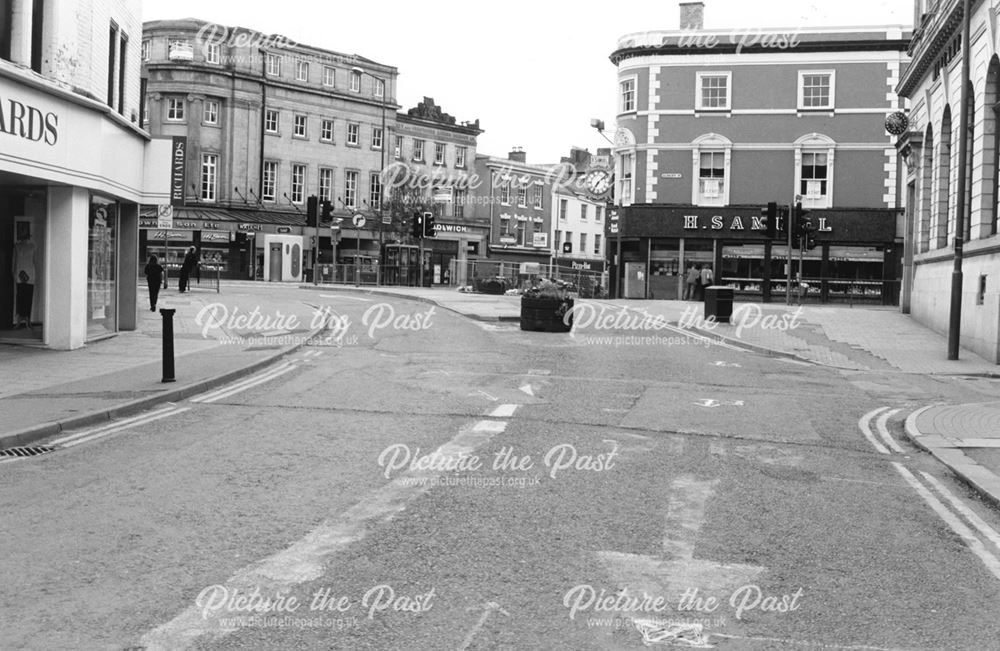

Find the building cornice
[[897, 0, 969, 97], [611, 38, 910, 66]]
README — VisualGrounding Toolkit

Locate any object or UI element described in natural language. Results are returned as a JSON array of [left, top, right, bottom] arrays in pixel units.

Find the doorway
[[269, 243, 283, 281], [624, 262, 646, 298]]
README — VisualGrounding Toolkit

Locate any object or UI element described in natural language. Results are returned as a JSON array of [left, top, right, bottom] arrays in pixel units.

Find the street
[[2, 286, 1000, 650]]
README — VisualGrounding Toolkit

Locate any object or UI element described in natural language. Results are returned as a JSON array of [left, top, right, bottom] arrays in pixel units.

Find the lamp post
[[591, 118, 621, 298], [948, 0, 972, 360], [352, 66, 389, 286]]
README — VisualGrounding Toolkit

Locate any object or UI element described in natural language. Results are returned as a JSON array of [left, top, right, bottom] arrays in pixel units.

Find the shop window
[[88, 197, 118, 339]]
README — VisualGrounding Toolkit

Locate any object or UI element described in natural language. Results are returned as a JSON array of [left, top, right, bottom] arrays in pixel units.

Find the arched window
[[793, 133, 836, 208], [935, 106, 952, 249], [920, 124, 934, 253], [985, 56, 1000, 238], [690, 133, 732, 206]]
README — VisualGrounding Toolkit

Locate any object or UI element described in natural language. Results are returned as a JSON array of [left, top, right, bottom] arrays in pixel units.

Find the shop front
[[0, 70, 172, 349], [609, 205, 902, 304], [138, 207, 307, 281]]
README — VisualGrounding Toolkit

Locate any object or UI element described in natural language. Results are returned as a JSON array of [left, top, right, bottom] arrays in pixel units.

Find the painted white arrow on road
[[459, 601, 509, 650], [519, 384, 534, 396]]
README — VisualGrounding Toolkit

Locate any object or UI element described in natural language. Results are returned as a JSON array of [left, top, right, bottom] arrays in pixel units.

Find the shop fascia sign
[[435, 223, 471, 233], [682, 213, 832, 233], [238, 223, 264, 231], [140, 219, 223, 229], [0, 91, 59, 146]]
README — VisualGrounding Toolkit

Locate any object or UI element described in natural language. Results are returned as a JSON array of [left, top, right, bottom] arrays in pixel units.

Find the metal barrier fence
[[450, 260, 608, 298], [161, 263, 221, 293]]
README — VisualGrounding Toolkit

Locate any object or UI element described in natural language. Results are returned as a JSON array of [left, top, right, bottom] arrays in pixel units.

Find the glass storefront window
[[88, 196, 118, 339]]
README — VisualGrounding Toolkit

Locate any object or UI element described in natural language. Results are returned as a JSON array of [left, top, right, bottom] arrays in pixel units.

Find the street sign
[[382, 213, 392, 225], [352, 214, 367, 228], [157, 204, 174, 229], [433, 192, 453, 203]]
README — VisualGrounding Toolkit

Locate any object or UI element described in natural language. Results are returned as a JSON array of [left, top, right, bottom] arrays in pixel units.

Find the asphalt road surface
[[3, 288, 1000, 650]]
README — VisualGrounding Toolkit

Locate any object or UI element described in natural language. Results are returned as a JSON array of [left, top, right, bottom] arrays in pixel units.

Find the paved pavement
[[3, 281, 1000, 515]]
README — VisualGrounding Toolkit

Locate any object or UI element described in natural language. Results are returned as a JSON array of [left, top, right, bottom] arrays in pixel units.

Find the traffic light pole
[[797, 236, 805, 305], [785, 201, 793, 305]]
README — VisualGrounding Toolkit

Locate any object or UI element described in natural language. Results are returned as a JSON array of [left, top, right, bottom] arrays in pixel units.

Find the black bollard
[[160, 308, 176, 383]]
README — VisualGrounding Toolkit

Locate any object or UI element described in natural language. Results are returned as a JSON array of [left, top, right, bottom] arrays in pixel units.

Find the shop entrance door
[[269, 243, 283, 281], [624, 262, 646, 298]]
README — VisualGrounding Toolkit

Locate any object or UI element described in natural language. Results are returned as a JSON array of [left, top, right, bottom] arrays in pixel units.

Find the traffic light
[[410, 211, 423, 239], [306, 195, 318, 228], [777, 206, 789, 237], [792, 202, 811, 248], [321, 200, 333, 222], [423, 211, 436, 238], [762, 201, 777, 239], [803, 220, 818, 250]]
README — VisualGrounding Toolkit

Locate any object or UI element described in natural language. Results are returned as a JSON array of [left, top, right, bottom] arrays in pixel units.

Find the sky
[[142, 0, 913, 165]]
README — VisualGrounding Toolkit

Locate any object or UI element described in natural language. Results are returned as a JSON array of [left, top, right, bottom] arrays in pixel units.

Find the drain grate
[[0, 445, 56, 458]]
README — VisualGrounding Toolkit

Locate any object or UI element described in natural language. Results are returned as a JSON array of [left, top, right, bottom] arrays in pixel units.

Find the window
[[291, 164, 306, 204], [579, 233, 587, 254], [262, 161, 277, 201], [454, 189, 466, 219], [434, 142, 446, 165], [594, 234, 602, 255], [620, 77, 636, 113], [456, 146, 467, 168], [293, 114, 307, 138], [319, 168, 334, 202], [798, 71, 834, 110], [372, 127, 383, 150], [794, 133, 835, 209], [168, 39, 193, 61], [374, 78, 384, 98], [266, 53, 281, 76], [350, 70, 361, 91], [107, 23, 127, 113], [321, 119, 334, 142], [499, 182, 511, 205], [620, 152, 634, 205], [516, 219, 526, 245], [370, 172, 383, 208], [517, 185, 527, 207], [800, 152, 828, 198], [533, 185, 543, 209], [580, 204, 588, 220], [500, 215, 511, 234], [323, 66, 335, 87], [559, 198, 567, 219], [143, 98, 149, 126], [565, 231, 572, 250], [698, 151, 726, 204], [697, 72, 731, 110], [166, 97, 185, 121], [595, 206, 603, 222], [205, 42, 220, 64], [296, 60, 309, 81], [201, 154, 218, 202], [344, 170, 358, 208], [265, 109, 278, 133], [395, 135, 403, 159], [347, 123, 359, 146], [413, 139, 425, 161], [141, 40, 150, 61], [203, 100, 219, 125]]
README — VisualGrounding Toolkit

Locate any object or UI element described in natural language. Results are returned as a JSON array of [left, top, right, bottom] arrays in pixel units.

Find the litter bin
[[703, 286, 734, 323]]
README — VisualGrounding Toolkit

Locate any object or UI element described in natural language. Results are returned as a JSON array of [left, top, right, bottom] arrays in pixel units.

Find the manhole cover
[[0, 445, 55, 458]]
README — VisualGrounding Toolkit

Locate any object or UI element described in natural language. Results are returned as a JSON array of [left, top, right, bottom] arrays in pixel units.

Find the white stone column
[[8, 0, 33, 67], [45, 186, 90, 350]]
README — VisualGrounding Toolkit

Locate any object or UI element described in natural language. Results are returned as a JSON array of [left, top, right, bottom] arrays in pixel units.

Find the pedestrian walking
[[685, 264, 700, 300], [144, 255, 164, 311], [698, 264, 714, 300], [178, 246, 198, 293]]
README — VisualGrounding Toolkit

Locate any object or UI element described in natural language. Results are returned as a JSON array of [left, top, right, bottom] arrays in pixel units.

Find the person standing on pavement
[[699, 264, 714, 299], [178, 246, 198, 293], [685, 264, 700, 300], [144, 255, 164, 311]]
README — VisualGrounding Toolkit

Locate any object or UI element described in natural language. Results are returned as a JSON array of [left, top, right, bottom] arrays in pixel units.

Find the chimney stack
[[508, 147, 526, 163], [679, 2, 704, 30]]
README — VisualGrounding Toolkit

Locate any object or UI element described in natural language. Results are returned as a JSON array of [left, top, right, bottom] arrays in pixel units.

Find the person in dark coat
[[144, 255, 164, 311], [178, 246, 198, 292]]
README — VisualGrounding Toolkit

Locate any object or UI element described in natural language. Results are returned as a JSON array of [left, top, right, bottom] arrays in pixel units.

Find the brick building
[[608, 3, 910, 302]]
